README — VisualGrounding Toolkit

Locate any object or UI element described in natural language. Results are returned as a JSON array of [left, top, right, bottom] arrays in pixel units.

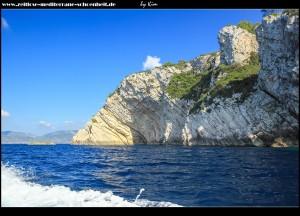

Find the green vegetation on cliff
[[237, 21, 260, 34], [190, 63, 259, 113], [166, 52, 260, 114], [91, 117, 97, 123], [162, 60, 189, 70], [162, 62, 176, 67], [166, 71, 200, 99]]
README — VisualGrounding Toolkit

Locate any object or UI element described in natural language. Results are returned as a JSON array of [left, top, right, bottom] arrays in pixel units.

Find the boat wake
[[1, 163, 181, 207]]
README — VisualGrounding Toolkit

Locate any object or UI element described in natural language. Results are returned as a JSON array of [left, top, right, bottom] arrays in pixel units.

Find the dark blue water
[[1, 144, 299, 206]]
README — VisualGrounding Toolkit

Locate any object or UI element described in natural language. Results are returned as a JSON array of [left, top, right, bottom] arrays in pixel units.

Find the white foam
[[135, 188, 145, 202], [1, 163, 181, 207]]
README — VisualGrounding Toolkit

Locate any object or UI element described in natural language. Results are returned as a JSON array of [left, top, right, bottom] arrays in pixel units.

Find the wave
[[1, 163, 181, 207]]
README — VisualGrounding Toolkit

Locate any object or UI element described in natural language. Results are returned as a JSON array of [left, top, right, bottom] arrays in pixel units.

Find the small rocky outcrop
[[190, 52, 220, 73], [218, 25, 259, 65]]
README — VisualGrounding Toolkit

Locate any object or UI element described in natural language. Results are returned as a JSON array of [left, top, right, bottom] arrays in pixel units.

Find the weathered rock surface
[[218, 25, 259, 65], [190, 52, 220, 73], [72, 15, 299, 147], [256, 14, 299, 117], [73, 66, 188, 145]]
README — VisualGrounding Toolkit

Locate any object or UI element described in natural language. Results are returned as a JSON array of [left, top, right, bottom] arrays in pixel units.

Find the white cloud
[[1, 109, 10, 117], [39, 120, 54, 129], [64, 120, 74, 125], [143, 55, 162, 70], [2, 17, 9, 29]]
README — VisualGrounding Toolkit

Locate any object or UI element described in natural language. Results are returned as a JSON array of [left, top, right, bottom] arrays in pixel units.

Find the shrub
[[253, 22, 260, 30], [108, 92, 114, 98], [249, 52, 260, 66], [144, 70, 151, 75], [148, 78, 154, 83], [166, 72, 201, 99], [237, 21, 258, 34], [162, 62, 175, 67], [162, 59, 189, 70], [175, 60, 188, 70], [210, 52, 218, 57], [108, 87, 120, 98]]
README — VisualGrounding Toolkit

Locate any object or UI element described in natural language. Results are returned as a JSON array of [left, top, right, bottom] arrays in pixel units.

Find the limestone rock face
[[218, 25, 259, 65], [190, 52, 220, 73], [72, 66, 189, 145], [183, 91, 298, 147], [256, 14, 299, 117], [72, 16, 298, 147]]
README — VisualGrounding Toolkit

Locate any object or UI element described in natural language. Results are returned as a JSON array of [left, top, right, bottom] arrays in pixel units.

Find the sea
[[1, 144, 299, 207]]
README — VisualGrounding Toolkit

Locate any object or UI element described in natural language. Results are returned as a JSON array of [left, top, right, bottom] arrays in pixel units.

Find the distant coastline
[[1, 130, 77, 144], [2, 142, 56, 145], [27, 141, 56, 145]]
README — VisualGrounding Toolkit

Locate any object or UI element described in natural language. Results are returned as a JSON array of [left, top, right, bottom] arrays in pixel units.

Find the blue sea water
[[1, 144, 299, 207]]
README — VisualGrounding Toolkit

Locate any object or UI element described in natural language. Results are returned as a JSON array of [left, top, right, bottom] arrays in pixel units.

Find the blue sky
[[1, 9, 263, 135]]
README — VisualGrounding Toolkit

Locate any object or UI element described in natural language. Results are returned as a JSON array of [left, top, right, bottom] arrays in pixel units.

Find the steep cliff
[[256, 14, 299, 117], [72, 14, 299, 147], [218, 25, 259, 65]]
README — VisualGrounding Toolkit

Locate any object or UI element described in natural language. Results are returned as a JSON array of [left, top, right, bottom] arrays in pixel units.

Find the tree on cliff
[[261, 9, 278, 17]]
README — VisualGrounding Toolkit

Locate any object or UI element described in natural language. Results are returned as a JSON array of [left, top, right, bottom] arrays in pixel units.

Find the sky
[[1, 9, 263, 135]]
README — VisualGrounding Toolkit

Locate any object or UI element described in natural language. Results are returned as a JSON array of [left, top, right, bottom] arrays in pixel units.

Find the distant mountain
[[1, 130, 78, 144], [1, 131, 37, 143], [37, 130, 78, 143]]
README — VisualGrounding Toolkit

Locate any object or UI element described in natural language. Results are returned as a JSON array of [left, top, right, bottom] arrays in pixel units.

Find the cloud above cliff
[[143, 55, 162, 70], [2, 17, 9, 29], [39, 120, 54, 129], [64, 120, 74, 125], [1, 109, 10, 117]]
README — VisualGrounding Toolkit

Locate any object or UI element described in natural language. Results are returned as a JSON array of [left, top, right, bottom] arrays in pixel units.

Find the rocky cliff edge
[[72, 14, 299, 147]]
